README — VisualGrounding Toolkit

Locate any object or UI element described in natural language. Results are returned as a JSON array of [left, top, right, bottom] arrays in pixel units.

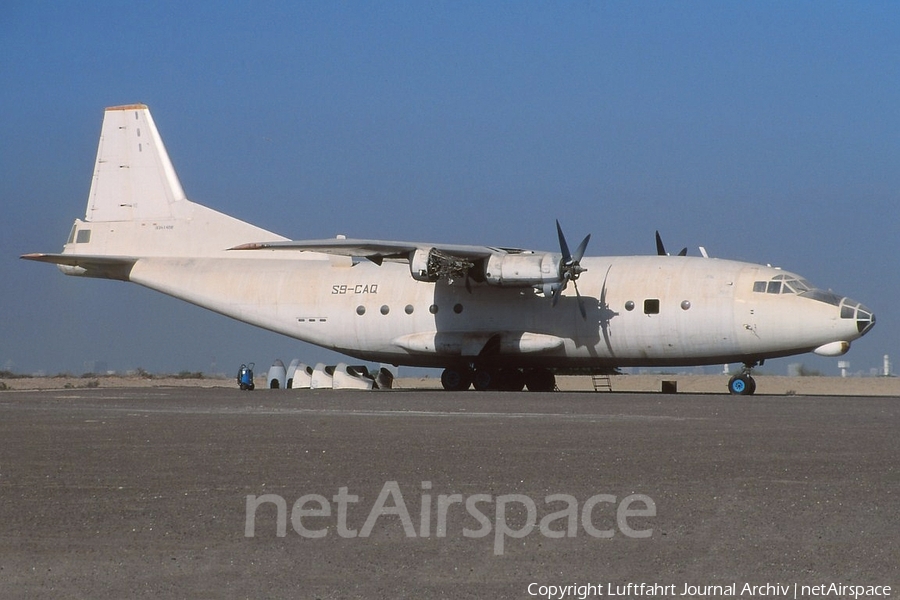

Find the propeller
[[655, 230, 687, 256], [552, 220, 591, 318]]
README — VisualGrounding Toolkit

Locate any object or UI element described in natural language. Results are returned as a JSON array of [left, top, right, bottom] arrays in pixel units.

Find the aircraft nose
[[858, 305, 875, 335], [842, 298, 875, 336]]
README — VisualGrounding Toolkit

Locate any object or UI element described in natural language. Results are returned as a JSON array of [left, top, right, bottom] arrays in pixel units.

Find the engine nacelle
[[409, 247, 437, 282], [484, 252, 561, 287], [409, 247, 477, 283], [410, 248, 563, 287]]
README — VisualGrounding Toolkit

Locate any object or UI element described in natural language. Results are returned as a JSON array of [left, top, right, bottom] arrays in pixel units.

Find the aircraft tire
[[727, 374, 755, 396], [499, 368, 526, 392], [524, 368, 556, 392], [473, 368, 496, 391], [441, 368, 472, 391]]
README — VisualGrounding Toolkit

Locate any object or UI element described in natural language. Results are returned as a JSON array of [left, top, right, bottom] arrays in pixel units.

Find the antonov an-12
[[23, 105, 876, 394]]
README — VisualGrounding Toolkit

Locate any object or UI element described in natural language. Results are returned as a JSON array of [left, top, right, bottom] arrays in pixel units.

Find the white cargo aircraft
[[23, 105, 876, 394]]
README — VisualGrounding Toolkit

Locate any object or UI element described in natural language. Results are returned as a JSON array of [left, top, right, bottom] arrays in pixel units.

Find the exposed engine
[[409, 248, 475, 284], [409, 247, 562, 288]]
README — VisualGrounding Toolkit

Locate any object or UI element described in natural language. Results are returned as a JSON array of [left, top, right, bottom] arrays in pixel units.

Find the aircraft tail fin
[[84, 104, 187, 222], [49, 104, 286, 264]]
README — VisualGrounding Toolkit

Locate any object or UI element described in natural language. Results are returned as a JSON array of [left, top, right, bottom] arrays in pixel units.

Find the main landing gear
[[727, 362, 759, 396], [440, 366, 556, 392]]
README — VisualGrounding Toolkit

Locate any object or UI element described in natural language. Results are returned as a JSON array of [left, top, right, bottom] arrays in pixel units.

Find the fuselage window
[[76, 229, 91, 243], [356, 305, 366, 315], [453, 303, 463, 314], [380, 305, 390, 315], [405, 304, 414, 315], [429, 304, 439, 314], [625, 300, 635, 311], [644, 299, 660, 314]]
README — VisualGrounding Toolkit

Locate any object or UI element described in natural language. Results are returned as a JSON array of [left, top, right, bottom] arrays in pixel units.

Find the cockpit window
[[792, 280, 810, 293], [753, 276, 811, 294], [752, 275, 840, 305], [799, 289, 843, 306]]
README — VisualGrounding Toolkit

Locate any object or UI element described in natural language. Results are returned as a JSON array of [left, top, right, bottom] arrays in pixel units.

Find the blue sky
[[2, 2, 898, 376]]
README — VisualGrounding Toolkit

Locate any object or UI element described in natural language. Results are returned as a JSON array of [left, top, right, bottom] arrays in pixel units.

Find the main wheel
[[473, 368, 497, 391], [727, 374, 755, 396], [441, 368, 472, 391], [498, 368, 526, 391]]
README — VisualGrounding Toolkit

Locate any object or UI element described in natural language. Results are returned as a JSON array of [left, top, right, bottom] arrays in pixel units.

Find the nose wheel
[[727, 373, 756, 395], [727, 363, 758, 395]]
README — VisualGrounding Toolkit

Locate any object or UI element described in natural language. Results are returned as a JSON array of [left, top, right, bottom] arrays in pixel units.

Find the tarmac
[[0, 387, 898, 599]]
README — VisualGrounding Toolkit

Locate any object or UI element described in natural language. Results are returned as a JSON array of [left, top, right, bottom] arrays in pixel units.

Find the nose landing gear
[[728, 362, 759, 395]]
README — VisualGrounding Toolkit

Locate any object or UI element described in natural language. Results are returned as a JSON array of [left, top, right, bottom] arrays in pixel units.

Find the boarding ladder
[[591, 374, 612, 392]]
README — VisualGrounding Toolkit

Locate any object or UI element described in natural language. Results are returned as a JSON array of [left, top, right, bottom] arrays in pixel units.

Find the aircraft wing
[[230, 237, 568, 290], [230, 239, 526, 262]]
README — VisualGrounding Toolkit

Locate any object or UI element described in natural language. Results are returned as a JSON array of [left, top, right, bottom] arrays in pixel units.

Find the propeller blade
[[551, 281, 564, 307], [556, 220, 572, 263], [656, 230, 688, 257], [572, 234, 591, 263], [655, 230, 666, 256]]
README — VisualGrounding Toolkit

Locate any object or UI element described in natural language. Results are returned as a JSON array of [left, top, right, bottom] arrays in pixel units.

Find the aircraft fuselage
[[127, 252, 872, 370]]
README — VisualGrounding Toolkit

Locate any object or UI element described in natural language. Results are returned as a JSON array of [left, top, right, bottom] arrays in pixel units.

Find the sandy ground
[[0, 388, 897, 598], [2, 373, 898, 395]]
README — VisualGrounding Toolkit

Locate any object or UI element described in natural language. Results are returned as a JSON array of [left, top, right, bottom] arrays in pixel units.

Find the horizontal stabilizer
[[21, 253, 136, 280]]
